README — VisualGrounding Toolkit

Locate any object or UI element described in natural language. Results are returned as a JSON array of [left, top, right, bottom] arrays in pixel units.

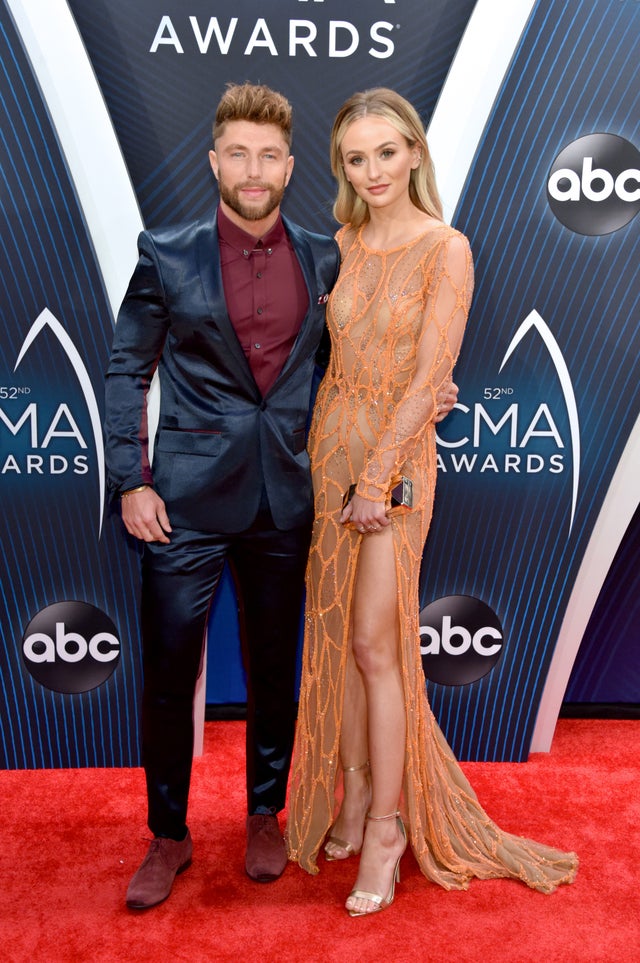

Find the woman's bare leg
[[345, 526, 407, 914], [324, 650, 370, 859]]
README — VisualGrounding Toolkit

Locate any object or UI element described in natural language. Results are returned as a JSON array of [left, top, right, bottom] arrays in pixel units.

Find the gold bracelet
[[121, 484, 149, 498]]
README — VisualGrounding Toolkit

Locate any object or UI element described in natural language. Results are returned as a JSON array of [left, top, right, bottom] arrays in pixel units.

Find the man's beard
[[218, 175, 286, 222]]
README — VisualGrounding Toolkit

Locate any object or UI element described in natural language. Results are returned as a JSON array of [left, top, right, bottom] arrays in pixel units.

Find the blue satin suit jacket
[[104, 209, 340, 533]]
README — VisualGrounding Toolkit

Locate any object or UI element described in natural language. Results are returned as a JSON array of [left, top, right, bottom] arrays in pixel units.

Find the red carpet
[[1, 718, 638, 962]]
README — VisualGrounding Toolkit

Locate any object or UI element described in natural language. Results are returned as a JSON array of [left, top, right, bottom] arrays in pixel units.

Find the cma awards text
[[436, 402, 567, 476], [149, 15, 397, 59], [0, 402, 89, 475]]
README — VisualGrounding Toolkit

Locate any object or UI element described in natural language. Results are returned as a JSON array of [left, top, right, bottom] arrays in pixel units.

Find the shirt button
[[257, 307, 263, 315], [256, 272, 262, 278], [243, 249, 249, 257], [254, 343, 261, 349], [266, 248, 273, 255]]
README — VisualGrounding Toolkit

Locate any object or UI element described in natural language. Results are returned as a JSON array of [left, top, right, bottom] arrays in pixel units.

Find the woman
[[286, 89, 578, 916]]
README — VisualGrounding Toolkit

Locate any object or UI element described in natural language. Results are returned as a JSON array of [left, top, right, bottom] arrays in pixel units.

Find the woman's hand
[[435, 380, 459, 422], [340, 492, 390, 534]]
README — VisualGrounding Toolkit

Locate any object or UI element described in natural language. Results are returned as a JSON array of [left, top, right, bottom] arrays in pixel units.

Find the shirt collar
[[217, 205, 286, 255]]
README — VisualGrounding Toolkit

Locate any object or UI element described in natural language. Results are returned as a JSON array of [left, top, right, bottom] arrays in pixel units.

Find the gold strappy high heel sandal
[[347, 810, 407, 917], [324, 762, 370, 862]]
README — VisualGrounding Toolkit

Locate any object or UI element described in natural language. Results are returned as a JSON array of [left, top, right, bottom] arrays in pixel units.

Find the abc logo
[[22, 600, 120, 694], [420, 595, 503, 686], [547, 133, 640, 236]]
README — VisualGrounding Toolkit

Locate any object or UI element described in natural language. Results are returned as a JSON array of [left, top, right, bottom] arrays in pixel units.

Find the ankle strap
[[342, 761, 369, 773], [366, 810, 400, 821]]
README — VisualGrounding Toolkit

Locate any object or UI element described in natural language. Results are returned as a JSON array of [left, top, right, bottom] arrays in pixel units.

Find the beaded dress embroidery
[[286, 223, 578, 892]]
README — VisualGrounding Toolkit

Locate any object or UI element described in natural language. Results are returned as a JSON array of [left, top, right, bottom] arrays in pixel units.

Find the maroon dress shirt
[[217, 207, 309, 397]]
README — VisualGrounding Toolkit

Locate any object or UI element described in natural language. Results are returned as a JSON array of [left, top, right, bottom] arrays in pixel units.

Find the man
[[105, 82, 456, 910]]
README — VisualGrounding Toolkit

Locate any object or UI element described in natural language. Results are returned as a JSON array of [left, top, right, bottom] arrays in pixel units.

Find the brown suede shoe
[[245, 814, 287, 882], [126, 831, 193, 909]]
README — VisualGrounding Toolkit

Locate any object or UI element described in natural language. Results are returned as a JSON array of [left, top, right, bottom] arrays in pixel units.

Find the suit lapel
[[195, 213, 259, 397], [268, 217, 320, 393]]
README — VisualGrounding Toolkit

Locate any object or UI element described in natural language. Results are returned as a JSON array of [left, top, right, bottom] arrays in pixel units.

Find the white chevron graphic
[[14, 308, 105, 538], [500, 309, 580, 534]]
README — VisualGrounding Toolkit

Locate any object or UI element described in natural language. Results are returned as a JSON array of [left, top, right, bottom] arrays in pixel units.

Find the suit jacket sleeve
[[104, 231, 169, 497]]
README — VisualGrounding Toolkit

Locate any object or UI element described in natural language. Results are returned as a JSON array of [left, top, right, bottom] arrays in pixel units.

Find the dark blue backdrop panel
[[421, 0, 640, 758], [205, 566, 245, 705], [565, 504, 640, 704], [66, 0, 477, 232], [4, 0, 635, 772], [0, 4, 143, 768]]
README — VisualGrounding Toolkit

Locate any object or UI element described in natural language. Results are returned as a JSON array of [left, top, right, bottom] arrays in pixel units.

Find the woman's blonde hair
[[330, 88, 443, 227]]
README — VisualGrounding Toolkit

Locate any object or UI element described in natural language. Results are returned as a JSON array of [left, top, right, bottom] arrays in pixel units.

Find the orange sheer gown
[[286, 223, 578, 893]]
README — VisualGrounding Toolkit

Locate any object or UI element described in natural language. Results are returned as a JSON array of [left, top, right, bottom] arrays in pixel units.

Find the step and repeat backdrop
[[1, 0, 638, 768]]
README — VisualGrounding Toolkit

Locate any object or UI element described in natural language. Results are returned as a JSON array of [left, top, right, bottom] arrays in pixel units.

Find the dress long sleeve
[[355, 233, 473, 503]]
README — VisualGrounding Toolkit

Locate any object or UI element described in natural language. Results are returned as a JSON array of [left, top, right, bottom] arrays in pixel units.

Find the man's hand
[[435, 380, 459, 423], [121, 487, 172, 544]]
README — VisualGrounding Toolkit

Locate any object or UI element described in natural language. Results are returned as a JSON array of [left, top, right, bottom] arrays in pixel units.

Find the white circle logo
[[420, 595, 504, 686], [547, 133, 640, 235], [22, 601, 121, 693]]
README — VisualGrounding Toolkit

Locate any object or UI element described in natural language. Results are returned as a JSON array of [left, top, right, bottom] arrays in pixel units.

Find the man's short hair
[[213, 83, 293, 147]]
